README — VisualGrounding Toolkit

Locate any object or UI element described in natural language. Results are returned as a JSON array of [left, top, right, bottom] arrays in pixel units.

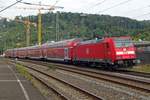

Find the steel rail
[[16, 59, 150, 93], [11, 61, 103, 100]]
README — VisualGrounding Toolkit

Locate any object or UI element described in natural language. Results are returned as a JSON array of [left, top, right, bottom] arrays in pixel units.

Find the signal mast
[[16, 2, 64, 46], [1, 2, 63, 46]]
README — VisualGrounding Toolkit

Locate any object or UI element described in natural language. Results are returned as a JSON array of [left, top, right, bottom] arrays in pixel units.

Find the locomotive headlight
[[116, 51, 123, 55], [127, 51, 135, 54]]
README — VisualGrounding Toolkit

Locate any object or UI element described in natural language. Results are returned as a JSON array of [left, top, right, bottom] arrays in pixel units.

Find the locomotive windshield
[[114, 38, 133, 47]]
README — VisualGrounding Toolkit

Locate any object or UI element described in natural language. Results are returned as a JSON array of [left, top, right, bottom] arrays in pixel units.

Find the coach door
[[64, 48, 69, 59]]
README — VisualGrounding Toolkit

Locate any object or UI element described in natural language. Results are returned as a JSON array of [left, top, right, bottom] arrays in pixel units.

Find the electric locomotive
[[72, 36, 137, 67]]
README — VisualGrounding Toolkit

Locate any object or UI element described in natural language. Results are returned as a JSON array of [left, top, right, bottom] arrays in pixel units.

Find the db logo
[[123, 48, 126, 51]]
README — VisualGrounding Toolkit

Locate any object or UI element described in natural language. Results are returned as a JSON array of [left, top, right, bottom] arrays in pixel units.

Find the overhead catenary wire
[[18, 0, 63, 9], [132, 12, 150, 19], [0, 0, 63, 13], [15, 0, 63, 45], [124, 5, 150, 14], [0, 0, 22, 13], [98, 0, 133, 13], [89, 0, 108, 12], [94, 0, 107, 7], [88, 0, 107, 10]]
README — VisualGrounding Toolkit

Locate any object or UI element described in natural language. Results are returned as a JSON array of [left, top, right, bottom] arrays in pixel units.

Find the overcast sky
[[0, 0, 150, 20]]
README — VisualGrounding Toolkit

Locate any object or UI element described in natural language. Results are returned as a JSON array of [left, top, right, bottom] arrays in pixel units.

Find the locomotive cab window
[[114, 38, 133, 48]]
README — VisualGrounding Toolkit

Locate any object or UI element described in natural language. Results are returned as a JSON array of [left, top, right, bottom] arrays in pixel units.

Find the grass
[[47, 64, 57, 70], [15, 63, 50, 98], [129, 64, 150, 73], [16, 63, 33, 80]]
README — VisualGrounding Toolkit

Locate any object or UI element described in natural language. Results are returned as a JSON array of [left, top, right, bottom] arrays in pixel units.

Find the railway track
[[12, 58, 150, 78], [25, 71, 68, 100], [114, 69, 150, 78], [14, 59, 150, 93], [9, 60, 103, 100]]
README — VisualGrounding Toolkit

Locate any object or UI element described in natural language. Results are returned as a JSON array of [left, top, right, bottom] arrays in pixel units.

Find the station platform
[[0, 58, 46, 100]]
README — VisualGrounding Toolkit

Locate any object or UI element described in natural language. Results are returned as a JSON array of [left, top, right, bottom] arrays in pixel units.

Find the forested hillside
[[0, 12, 150, 53]]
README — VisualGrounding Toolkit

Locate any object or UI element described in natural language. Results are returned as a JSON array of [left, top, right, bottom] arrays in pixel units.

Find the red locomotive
[[4, 36, 138, 68]]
